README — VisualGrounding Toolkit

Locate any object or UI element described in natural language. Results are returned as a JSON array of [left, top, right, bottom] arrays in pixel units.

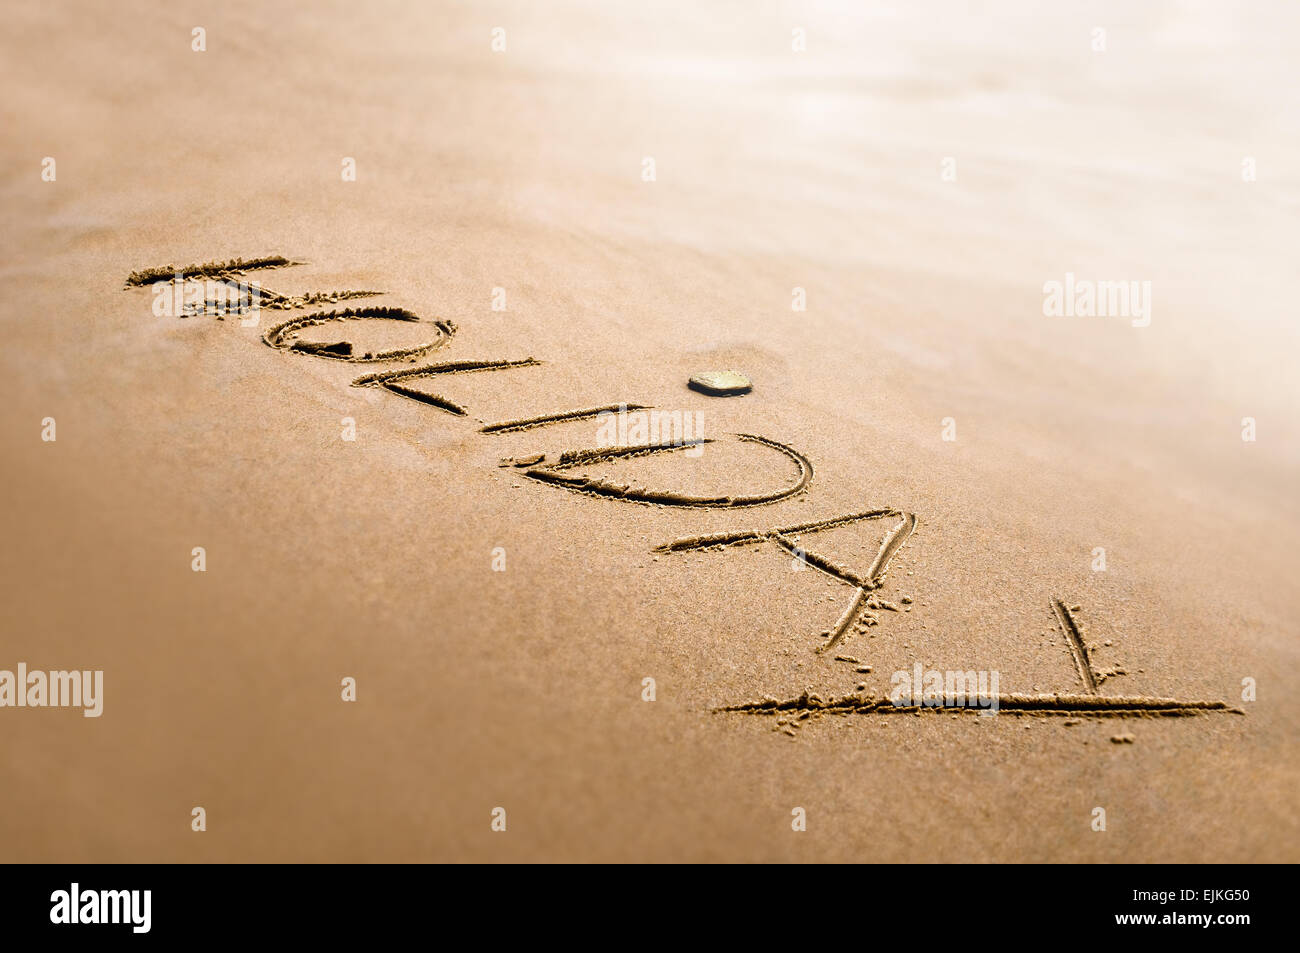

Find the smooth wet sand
[[1, 1, 1297, 861]]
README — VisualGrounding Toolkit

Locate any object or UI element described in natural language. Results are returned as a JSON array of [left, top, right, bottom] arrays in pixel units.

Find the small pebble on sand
[[687, 370, 752, 396]]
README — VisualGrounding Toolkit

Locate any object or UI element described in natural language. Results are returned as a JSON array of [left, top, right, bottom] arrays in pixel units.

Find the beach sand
[[1, 0, 1297, 861]]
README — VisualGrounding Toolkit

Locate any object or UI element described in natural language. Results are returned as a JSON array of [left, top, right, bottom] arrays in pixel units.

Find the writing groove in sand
[[202, 284, 380, 315], [504, 433, 812, 507], [125, 255, 297, 287], [656, 508, 916, 653], [125, 255, 382, 315], [1052, 598, 1100, 693], [716, 691, 1243, 718], [264, 308, 457, 362], [480, 403, 651, 434], [352, 358, 542, 416], [717, 599, 1241, 729], [809, 512, 919, 653]]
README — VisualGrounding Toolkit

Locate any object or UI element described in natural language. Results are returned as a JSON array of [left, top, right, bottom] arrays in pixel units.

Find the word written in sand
[[128, 252, 1232, 744]]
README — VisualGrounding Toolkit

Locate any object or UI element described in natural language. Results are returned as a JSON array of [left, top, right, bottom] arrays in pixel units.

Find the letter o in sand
[[263, 307, 456, 362]]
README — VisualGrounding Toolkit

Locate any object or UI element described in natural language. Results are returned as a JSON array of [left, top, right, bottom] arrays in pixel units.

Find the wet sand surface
[[1, 1, 1297, 861]]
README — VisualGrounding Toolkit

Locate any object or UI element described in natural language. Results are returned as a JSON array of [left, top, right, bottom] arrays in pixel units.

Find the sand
[[1, 0, 1297, 862]]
